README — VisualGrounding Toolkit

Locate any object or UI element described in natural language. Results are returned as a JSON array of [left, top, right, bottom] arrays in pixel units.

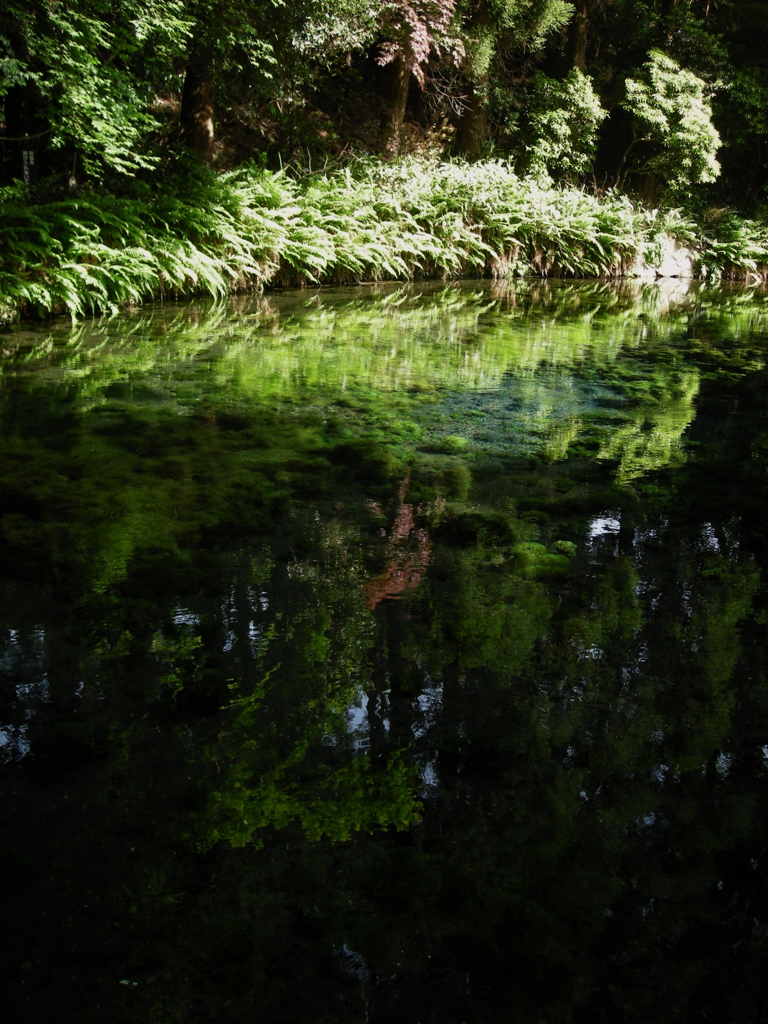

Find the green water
[[2, 280, 768, 1023]]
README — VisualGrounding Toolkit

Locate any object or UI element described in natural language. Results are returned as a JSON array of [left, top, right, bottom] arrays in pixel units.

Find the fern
[[2, 158, 766, 322]]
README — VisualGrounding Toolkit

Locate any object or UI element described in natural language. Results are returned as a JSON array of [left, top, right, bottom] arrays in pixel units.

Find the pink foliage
[[377, 0, 464, 85]]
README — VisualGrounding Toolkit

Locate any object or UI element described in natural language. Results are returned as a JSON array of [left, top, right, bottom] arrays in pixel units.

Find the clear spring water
[[2, 279, 768, 1022]]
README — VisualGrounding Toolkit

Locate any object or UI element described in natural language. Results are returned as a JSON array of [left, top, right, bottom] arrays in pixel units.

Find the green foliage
[[724, 65, 768, 148], [622, 50, 722, 192], [0, 0, 191, 177], [293, 0, 383, 58], [462, 23, 495, 81], [522, 69, 607, 182], [0, 0, 765, 215], [459, 0, 573, 79], [489, 0, 573, 45], [696, 208, 768, 282], [2, 157, 767, 321]]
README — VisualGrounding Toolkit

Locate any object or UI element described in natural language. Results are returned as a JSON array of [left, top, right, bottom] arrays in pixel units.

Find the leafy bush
[[522, 69, 607, 182], [621, 50, 722, 192]]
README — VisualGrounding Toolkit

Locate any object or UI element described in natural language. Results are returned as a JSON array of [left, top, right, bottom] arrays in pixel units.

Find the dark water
[[2, 280, 768, 1023]]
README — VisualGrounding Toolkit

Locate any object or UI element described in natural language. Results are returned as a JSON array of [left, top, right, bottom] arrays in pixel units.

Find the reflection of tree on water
[[2, 284, 768, 1022], [363, 475, 433, 609], [597, 367, 700, 482]]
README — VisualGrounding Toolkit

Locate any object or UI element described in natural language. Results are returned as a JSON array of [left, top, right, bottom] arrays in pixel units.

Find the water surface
[[2, 280, 768, 1022]]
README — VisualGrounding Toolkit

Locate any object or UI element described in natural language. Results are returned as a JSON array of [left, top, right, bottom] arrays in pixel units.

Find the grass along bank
[[2, 157, 767, 322]]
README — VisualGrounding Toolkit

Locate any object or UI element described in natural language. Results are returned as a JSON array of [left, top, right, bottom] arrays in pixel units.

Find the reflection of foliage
[[203, 750, 421, 848], [168, 515, 425, 849], [2, 282, 768, 1022], [419, 523, 555, 674], [2, 283, 766, 610], [150, 631, 203, 702], [597, 367, 700, 482], [540, 414, 581, 462], [8, 280, 768, 397], [363, 478, 434, 607]]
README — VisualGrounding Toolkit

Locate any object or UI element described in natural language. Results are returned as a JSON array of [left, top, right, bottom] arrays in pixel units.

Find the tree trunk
[[381, 55, 410, 161], [2, 83, 43, 186], [457, 75, 488, 159], [568, 0, 588, 72], [180, 46, 215, 164]]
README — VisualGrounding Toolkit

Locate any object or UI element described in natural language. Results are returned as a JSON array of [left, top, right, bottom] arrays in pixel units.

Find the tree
[[455, 0, 573, 158], [174, 0, 288, 165], [176, 0, 400, 164], [619, 49, 721, 193], [0, 0, 190, 182], [520, 67, 606, 180], [376, 1, 464, 159]]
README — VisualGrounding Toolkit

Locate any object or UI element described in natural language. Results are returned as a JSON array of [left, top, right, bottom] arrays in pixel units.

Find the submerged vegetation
[[3, 283, 768, 1020]]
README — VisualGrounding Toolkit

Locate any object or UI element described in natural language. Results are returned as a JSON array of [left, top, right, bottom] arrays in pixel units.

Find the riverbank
[[2, 157, 767, 322]]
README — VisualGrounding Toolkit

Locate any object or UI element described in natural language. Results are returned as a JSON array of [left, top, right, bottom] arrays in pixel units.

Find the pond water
[[1, 280, 768, 1023]]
